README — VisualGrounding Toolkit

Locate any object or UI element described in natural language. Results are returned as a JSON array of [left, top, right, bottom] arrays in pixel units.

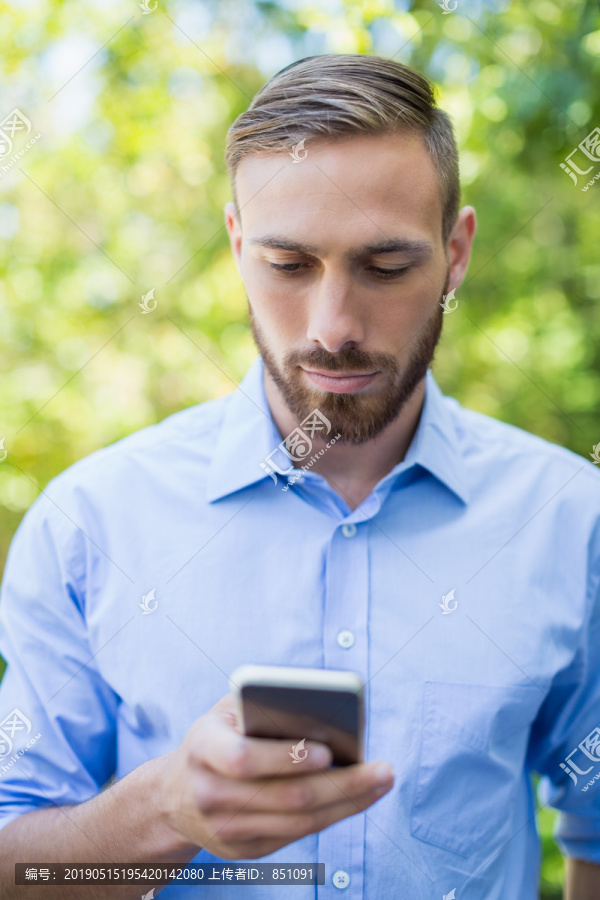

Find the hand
[[157, 693, 395, 860]]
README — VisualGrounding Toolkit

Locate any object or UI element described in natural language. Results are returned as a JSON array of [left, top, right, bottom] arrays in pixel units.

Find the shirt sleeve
[[530, 517, 600, 863], [0, 477, 118, 831]]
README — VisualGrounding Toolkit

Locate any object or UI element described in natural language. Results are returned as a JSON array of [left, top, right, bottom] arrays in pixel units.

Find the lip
[[302, 368, 379, 394]]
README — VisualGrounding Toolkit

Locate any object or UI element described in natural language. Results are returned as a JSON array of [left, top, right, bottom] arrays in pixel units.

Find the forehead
[[235, 131, 444, 249]]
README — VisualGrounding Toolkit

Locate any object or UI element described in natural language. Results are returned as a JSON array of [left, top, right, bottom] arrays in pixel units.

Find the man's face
[[226, 131, 459, 444]]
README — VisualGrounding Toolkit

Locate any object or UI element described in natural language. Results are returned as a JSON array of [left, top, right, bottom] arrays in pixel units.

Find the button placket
[[318, 520, 369, 899]]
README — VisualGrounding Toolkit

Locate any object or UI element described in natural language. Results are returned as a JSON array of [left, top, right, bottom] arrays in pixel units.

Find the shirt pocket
[[409, 681, 541, 858]]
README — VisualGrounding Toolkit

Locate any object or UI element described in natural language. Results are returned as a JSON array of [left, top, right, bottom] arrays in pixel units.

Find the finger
[[213, 693, 242, 731], [194, 759, 394, 815], [193, 697, 333, 779], [199, 780, 392, 850]]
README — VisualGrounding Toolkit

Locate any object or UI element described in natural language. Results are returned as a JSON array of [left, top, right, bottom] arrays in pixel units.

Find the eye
[[367, 266, 411, 279], [267, 262, 412, 278], [268, 262, 308, 273]]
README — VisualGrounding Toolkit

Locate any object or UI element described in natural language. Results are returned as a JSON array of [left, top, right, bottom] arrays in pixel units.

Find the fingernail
[[374, 762, 394, 784], [312, 747, 331, 766]]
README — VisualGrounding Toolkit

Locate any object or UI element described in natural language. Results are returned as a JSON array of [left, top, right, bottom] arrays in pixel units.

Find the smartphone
[[229, 664, 364, 767]]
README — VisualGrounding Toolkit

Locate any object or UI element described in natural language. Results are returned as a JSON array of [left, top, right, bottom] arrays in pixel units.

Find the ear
[[224, 201, 243, 277], [445, 206, 477, 293]]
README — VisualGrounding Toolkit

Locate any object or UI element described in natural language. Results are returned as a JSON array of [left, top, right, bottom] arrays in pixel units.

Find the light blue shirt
[[1, 355, 600, 899]]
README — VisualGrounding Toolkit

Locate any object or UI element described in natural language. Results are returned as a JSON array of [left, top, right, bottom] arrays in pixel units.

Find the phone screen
[[241, 684, 361, 766]]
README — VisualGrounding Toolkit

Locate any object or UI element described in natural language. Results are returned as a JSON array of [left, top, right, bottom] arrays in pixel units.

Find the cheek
[[369, 284, 436, 333], [247, 277, 305, 346], [246, 261, 293, 305]]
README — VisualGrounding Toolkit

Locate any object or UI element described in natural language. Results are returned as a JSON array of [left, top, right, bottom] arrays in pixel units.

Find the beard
[[249, 277, 448, 445]]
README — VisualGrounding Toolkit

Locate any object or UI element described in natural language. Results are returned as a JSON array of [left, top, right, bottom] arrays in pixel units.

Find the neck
[[263, 368, 427, 511]]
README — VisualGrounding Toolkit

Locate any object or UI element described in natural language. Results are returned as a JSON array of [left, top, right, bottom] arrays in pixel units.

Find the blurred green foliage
[[2, 0, 600, 892]]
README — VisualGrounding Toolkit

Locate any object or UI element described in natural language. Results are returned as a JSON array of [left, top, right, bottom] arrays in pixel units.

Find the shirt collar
[[206, 355, 470, 505]]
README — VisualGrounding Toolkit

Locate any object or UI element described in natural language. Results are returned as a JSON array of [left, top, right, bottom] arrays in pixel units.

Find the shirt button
[[341, 523, 357, 538], [337, 630, 355, 649], [332, 870, 350, 889]]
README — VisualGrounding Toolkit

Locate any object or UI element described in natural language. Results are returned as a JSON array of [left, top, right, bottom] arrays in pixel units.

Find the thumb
[[212, 692, 242, 733]]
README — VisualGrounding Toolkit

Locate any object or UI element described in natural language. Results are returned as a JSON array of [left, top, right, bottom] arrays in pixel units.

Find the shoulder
[[446, 392, 600, 507], [30, 392, 233, 515]]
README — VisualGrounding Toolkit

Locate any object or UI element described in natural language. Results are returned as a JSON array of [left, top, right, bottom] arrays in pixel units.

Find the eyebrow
[[248, 236, 433, 259]]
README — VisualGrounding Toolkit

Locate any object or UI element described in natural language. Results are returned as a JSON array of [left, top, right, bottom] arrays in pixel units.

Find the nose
[[306, 269, 366, 352]]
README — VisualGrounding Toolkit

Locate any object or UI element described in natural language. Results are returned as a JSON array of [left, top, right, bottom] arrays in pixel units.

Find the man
[[0, 54, 599, 899]]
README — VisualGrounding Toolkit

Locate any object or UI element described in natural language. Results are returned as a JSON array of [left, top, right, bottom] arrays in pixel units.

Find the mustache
[[284, 346, 400, 375]]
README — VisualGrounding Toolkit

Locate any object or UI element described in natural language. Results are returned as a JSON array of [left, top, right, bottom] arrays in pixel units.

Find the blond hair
[[225, 54, 460, 243]]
